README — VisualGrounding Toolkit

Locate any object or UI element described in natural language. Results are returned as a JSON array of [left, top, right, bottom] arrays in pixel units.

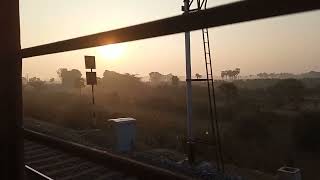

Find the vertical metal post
[[90, 68, 96, 127], [0, 0, 24, 179], [90, 68, 95, 105], [183, 0, 195, 164], [91, 85, 95, 104]]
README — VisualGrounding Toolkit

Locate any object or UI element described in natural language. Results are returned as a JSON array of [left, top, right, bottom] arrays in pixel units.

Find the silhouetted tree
[[149, 72, 175, 84], [195, 73, 202, 79], [102, 70, 142, 92], [232, 68, 241, 79], [149, 72, 162, 84], [49, 78, 55, 83], [171, 76, 179, 86], [57, 68, 82, 88], [257, 72, 295, 79], [57, 68, 67, 80], [28, 77, 45, 90], [221, 68, 240, 80], [257, 72, 269, 79], [74, 78, 85, 95]]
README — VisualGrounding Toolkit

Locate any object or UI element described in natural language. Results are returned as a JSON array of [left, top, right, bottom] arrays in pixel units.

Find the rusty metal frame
[[0, 0, 319, 179], [21, 0, 320, 58]]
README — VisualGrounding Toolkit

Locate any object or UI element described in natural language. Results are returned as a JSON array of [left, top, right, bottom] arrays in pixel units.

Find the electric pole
[[183, 0, 195, 164]]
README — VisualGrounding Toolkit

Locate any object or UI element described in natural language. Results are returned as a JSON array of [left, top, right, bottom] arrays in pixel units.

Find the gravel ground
[[24, 117, 277, 180]]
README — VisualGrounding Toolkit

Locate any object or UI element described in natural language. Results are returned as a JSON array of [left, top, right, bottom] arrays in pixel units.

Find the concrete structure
[[277, 167, 301, 180], [108, 118, 136, 152]]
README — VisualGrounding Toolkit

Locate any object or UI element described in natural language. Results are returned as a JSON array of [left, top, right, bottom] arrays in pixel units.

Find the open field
[[23, 73, 320, 179]]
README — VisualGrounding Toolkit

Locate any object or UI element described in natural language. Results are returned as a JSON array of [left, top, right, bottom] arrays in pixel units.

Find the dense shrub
[[23, 74, 320, 178], [293, 111, 320, 152]]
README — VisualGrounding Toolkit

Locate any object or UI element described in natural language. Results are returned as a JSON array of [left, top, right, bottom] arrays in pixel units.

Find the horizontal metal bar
[[186, 78, 213, 81], [21, 0, 320, 58]]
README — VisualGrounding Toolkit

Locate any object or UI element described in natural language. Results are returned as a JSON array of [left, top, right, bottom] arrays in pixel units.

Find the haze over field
[[23, 67, 320, 179], [20, 0, 320, 79], [18, 1, 320, 179]]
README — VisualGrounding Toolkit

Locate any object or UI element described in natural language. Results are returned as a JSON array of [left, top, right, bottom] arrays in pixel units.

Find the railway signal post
[[85, 55, 98, 127]]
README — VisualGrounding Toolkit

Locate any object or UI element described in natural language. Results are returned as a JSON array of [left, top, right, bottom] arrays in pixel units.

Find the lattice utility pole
[[182, 0, 224, 172]]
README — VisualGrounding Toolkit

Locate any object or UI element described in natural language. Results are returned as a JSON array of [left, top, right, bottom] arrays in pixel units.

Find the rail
[[24, 128, 190, 180], [25, 165, 54, 180]]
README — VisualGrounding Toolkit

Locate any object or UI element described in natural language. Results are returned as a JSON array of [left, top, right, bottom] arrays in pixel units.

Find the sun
[[98, 44, 125, 60]]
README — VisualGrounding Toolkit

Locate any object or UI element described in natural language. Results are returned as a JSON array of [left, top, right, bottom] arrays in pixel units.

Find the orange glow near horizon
[[97, 44, 126, 61]]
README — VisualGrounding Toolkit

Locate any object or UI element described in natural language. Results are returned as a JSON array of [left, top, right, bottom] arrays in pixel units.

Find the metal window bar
[[21, 0, 320, 58], [1, 0, 319, 179]]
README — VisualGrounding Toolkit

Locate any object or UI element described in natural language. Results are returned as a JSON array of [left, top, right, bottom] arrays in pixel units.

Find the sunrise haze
[[20, 0, 320, 79]]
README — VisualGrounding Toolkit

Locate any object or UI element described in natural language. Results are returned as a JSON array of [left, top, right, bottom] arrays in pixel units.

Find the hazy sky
[[20, 0, 320, 79]]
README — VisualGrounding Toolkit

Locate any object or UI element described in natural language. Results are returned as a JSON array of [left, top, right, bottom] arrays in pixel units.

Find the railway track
[[24, 129, 189, 180], [24, 140, 133, 180]]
